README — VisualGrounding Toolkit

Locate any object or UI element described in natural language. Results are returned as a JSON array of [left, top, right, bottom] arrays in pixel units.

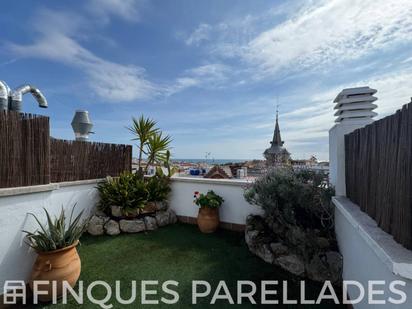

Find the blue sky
[[1, 0, 412, 160]]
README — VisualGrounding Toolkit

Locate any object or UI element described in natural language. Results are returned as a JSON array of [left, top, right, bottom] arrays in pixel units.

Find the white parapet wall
[[0, 180, 100, 290], [333, 196, 412, 308], [169, 176, 262, 229]]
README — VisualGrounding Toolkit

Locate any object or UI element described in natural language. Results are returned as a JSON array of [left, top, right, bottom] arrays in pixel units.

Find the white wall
[[169, 177, 262, 225], [0, 181, 99, 290], [334, 196, 412, 308], [329, 119, 373, 196]]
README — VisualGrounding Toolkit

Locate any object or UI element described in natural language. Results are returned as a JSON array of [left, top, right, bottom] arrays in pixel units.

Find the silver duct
[[0, 80, 10, 111], [71, 110, 94, 142], [10, 84, 48, 113]]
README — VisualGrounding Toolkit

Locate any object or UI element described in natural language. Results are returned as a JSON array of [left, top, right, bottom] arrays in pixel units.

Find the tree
[[127, 116, 158, 176], [145, 131, 172, 174], [127, 115, 173, 177]]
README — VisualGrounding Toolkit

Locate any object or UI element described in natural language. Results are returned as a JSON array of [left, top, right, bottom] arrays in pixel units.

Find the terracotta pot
[[142, 202, 158, 214], [124, 207, 140, 218], [197, 207, 219, 233], [29, 241, 81, 302]]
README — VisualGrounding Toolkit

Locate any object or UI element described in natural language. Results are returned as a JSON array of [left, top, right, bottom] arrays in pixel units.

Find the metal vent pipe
[[0, 80, 10, 111], [71, 110, 94, 142], [10, 84, 48, 113]]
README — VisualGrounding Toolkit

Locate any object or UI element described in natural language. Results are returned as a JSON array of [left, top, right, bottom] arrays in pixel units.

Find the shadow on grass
[[28, 224, 345, 308]]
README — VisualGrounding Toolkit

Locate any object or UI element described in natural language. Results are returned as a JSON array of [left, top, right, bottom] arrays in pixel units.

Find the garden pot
[[124, 208, 140, 218], [197, 207, 219, 233], [142, 202, 158, 214], [29, 241, 81, 302]]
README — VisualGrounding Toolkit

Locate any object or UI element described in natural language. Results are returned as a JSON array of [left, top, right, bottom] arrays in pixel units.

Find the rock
[[270, 242, 288, 257], [104, 220, 120, 236], [286, 226, 306, 246], [95, 209, 107, 217], [275, 254, 305, 277], [144, 216, 158, 230], [306, 251, 343, 283], [255, 244, 275, 264], [111, 206, 122, 217], [87, 215, 109, 236], [156, 201, 168, 211], [271, 222, 285, 235], [168, 209, 178, 224], [245, 230, 259, 248], [315, 237, 331, 249], [155, 210, 170, 227], [246, 215, 265, 231], [119, 219, 146, 233], [245, 229, 275, 263]]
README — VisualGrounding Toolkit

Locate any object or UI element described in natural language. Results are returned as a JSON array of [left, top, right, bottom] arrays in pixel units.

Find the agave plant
[[23, 205, 88, 252]]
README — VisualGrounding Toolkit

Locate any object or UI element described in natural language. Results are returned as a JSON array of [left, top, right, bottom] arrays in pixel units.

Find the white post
[[329, 87, 377, 196]]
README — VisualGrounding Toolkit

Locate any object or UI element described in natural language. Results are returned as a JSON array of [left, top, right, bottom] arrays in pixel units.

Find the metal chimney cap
[[71, 110, 94, 141]]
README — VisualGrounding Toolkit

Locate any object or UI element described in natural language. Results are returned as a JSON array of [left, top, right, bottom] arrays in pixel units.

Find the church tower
[[263, 108, 290, 165]]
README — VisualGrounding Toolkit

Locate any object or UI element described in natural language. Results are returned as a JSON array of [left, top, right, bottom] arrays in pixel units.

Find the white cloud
[[185, 23, 212, 46], [245, 0, 412, 75], [87, 0, 146, 23], [6, 9, 157, 102], [277, 67, 412, 159], [166, 63, 231, 95], [196, 0, 412, 78]]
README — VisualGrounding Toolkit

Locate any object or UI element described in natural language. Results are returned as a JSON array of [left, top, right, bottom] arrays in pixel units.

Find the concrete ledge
[[57, 178, 105, 188], [333, 196, 412, 280], [0, 183, 59, 197], [171, 176, 252, 187], [0, 179, 104, 197]]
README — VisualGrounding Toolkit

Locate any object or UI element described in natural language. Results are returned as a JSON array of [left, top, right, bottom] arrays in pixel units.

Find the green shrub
[[97, 172, 148, 215], [194, 190, 224, 208], [23, 206, 87, 252], [244, 168, 335, 232], [146, 173, 171, 202], [97, 171, 172, 215]]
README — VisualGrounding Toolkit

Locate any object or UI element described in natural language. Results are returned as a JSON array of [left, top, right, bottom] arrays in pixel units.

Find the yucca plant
[[145, 131, 172, 174], [23, 206, 88, 252], [127, 115, 158, 176]]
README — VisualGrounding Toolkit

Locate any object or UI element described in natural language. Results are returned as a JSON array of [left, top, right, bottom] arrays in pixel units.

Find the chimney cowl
[[71, 110, 94, 142]]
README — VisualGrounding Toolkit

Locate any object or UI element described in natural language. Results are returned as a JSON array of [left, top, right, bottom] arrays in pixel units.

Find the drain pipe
[[10, 85, 48, 113], [0, 80, 10, 111]]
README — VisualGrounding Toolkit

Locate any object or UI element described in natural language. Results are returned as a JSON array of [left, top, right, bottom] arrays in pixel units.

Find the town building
[[263, 110, 291, 165]]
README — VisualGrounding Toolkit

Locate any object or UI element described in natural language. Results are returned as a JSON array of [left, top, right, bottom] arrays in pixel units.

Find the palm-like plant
[[145, 131, 172, 174], [127, 116, 158, 175]]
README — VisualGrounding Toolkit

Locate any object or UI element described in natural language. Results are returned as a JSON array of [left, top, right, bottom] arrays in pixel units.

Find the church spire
[[271, 105, 283, 146], [263, 103, 290, 166]]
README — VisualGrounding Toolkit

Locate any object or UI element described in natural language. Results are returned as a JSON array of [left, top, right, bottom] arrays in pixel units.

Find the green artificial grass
[[34, 224, 344, 308]]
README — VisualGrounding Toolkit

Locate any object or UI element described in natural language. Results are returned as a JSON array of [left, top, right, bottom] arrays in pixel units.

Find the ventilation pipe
[[10, 84, 48, 113], [71, 110, 94, 142], [0, 80, 10, 111]]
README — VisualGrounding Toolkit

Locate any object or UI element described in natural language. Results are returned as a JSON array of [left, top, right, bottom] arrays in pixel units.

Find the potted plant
[[23, 206, 88, 302], [194, 190, 224, 233]]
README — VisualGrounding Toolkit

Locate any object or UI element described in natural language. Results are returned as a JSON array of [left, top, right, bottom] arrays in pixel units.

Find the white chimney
[[329, 86, 377, 196], [333, 86, 377, 123]]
